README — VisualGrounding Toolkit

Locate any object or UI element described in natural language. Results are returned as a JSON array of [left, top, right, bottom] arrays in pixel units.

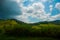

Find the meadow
[[0, 19, 60, 40]]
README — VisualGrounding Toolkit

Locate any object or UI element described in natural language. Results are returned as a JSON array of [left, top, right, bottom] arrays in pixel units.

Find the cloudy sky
[[0, 0, 60, 23]]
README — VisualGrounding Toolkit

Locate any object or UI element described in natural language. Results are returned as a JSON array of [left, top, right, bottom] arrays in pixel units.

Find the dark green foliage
[[0, 19, 60, 38]]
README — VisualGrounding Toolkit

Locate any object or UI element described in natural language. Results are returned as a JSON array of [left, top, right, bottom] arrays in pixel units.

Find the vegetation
[[0, 19, 60, 40]]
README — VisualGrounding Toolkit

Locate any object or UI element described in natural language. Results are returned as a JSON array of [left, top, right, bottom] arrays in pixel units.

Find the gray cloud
[[0, 0, 21, 19]]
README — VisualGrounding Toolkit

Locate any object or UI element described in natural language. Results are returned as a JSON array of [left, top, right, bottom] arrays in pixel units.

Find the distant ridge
[[0, 19, 60, 25]]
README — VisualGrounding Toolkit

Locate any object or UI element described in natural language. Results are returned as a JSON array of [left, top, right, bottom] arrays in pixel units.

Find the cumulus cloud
[[16, 2, 51, 23], [48, 14, 60, 21], [49, 5, 53, 12], [55, 3, 60, 10], [16, 14, 30, 23], [32, 2, 45, 10], [16, 1, 60, 23]]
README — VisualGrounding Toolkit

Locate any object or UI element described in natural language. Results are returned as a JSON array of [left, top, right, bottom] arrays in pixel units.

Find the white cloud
[[15, 0, 21, 3], [16, 2, 50, 23], [14, 0, 60, 23], [32, 2, 45, 10], [16, 14, 30, 23], [48, 14, 60, 21], [49, 5, 53, 12], [55, 3, 60, 10]]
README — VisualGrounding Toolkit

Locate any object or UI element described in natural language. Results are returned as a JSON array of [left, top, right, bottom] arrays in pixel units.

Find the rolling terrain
[[0, 19, 60, 40]]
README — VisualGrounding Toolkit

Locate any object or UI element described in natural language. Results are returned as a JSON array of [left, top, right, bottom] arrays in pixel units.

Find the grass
[[0, 19, 60, 40]]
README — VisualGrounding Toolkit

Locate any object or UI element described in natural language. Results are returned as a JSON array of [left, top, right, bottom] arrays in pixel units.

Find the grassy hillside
[[0, 19, 60, 40]]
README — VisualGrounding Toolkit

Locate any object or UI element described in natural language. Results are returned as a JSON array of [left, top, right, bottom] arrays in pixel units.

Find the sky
[[0, 0, 60, 23]]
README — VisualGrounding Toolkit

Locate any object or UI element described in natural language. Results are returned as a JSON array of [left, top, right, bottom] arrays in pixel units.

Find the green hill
[[0, 19, 60, 38]]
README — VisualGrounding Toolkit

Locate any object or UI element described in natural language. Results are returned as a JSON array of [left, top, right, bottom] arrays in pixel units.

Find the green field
[[0, 19, 60, 40]]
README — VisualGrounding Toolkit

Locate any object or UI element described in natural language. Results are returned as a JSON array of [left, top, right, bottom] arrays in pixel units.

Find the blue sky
[[0, 0, 60, 23]]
